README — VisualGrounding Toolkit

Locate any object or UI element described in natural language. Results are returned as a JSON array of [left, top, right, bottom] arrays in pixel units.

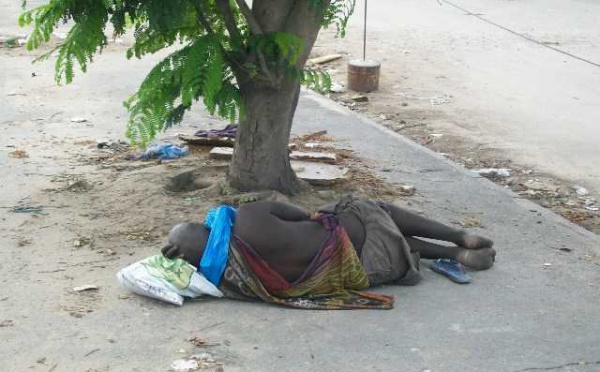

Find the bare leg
[[383, 203, 493, 249], [406, 237, 495, 270]]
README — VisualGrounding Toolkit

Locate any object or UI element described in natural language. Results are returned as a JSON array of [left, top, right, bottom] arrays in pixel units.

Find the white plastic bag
[[117, 255, 223, 306]]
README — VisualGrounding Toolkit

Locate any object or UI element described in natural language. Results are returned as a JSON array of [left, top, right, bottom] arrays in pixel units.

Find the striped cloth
[[219, 214, 394, 310]]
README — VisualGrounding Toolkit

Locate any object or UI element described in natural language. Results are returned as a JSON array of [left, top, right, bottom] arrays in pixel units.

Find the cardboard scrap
[[209, 147, 233, 160], [290, 151, 337, 164], [292, 161, 349, 185], [179, 135, 235, 147]]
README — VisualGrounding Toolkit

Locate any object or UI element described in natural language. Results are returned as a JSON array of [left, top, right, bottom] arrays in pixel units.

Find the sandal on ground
[[430, 259, 472, 284]]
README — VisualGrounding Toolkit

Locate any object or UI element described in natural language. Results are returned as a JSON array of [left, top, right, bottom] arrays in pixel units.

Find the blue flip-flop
[[430, 259, 472, 284]]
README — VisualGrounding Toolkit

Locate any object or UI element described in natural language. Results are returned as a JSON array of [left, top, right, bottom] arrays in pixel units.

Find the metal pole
[[363, 0, 367, 60]]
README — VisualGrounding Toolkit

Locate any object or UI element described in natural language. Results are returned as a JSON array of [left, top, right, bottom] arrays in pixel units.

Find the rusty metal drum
[[347, 59, 380, 92]]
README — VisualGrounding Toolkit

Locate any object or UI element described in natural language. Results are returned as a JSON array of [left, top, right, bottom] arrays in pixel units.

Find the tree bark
[[228, 77, 301, 194]]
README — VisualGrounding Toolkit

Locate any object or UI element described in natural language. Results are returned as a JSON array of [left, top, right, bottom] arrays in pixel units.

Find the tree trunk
[[228, 78, 301, 194], [227, 0, 332, 194]]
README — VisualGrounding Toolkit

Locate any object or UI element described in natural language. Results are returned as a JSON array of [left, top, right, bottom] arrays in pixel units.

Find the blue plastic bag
[[200, 206, 236, 286], [141, 143, 189, 160]]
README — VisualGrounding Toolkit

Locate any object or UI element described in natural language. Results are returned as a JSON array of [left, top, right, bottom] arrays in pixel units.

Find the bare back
[[233, 201, 328, 281]]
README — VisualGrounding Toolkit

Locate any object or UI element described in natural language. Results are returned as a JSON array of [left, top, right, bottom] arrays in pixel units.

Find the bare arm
[[269, 201, 310, 221]]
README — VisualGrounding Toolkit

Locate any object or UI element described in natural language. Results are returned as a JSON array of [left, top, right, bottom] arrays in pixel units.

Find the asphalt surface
[[334, 0, 600, 193]]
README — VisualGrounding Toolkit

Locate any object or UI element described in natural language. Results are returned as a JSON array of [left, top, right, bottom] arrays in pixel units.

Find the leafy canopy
[[19, 0, 355, 145]]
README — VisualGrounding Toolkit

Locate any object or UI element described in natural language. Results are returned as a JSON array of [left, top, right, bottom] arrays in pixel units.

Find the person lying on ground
[[161, 196, 496, 309]]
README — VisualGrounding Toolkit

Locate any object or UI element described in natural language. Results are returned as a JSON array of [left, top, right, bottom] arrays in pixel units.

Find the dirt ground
[[310, 28, 600, 235]]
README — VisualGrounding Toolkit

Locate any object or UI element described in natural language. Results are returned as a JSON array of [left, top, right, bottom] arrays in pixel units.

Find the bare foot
[[461, 233, 494, 250], [456, 247, 496, 270]]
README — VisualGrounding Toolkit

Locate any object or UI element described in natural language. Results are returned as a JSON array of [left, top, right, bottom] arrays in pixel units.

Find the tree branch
[[215, 0, 243, 46], [284, 0, 332, 67], [252, 0, 295, 32], [228, 0, 278, 87], [232, 0, 263, 35], [192, 1, 214, 35]]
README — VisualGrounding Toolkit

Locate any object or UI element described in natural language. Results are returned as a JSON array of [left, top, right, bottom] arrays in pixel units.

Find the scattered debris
[[350, 94, 369, 102], [522, 180, 558, 192], [304, 142, 332, 150], [11, 205, 44, 214], [73, 285, 99, 292], [187, 336, 220, 348], [65, 178, 93, 193], [430, 95, 451, 105], [189, 353, 221, 369], [128, 143, 189, 161], [209, 147, 233, 160], [290, 151, 337, 164], [575, 186, 589, 196], [298, 130, 328, 141], [9, 149, 29, 158], [73, 237, 93, 248], [308, 53, 342, 65], [562, 210, 589, 223], [83, 348, 100, 358], [0, 35, 27, 47], [171, 359, 199, 372], [292, 161, 349, 185], [452, 215, 483, 228], [70, 117, 89, 123], [476, 168, 511, 178], [102, 248, 117, 256], [50, 173, 93, 193], [124, 230, 154, 241], [36, 357, 47, 364], [179, 134, 235, 147], [399, 185, 416, 196], [97, 141, 130, 153], [171, 353, 223, 372], [340, 101, 356, 108], [17, 237, 32, 247], [330, 82, 346, 93], [0, 320, 14, 327], [73, 139, 97, 146]]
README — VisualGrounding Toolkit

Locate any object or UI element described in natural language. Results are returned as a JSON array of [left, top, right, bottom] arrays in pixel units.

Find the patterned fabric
[[219, 214, 394, 310]]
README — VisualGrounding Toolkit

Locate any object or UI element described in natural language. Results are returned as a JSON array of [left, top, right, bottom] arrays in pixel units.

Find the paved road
[[334, 0, 600, 192]]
